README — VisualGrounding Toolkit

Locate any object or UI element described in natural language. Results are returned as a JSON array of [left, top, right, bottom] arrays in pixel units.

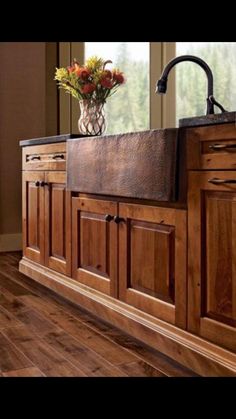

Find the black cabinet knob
[[105, 214, 113, 222], [114, 216, 125, 224], [35, 181, 40, 187], [39, 181, 48, 187]]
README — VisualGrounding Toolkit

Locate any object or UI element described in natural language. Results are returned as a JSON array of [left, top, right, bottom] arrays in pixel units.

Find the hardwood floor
[[0, 252, 198, 377]]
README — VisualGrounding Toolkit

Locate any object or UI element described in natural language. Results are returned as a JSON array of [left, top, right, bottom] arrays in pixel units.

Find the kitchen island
[[19, 117, 236, 376]]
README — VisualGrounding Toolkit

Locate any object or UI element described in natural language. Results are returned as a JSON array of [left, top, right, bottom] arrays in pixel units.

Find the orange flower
[[67, 65, 75, 73], [81, 83, 96, 94], [76, 67, 91, 80], [113, 71, 125, 84]]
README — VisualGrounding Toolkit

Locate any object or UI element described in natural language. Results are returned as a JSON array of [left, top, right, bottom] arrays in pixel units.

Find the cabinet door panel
[[188, 171, 236, 351], [130, 220, 175, 303], [119, 203, 187, 328], [72, 197, 118, 296], [80, 212, 109, 276], [45, 172, 71, 276], [23, 172, 45, 264]]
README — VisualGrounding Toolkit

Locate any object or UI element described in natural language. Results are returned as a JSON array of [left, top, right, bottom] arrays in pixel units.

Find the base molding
[[19, 257, 236, 377]]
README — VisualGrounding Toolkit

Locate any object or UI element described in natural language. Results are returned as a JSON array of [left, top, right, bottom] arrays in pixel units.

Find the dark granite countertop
[[19, 133, 88, 147], [179, 111, 236, 128], [19, 111, 236, 146]]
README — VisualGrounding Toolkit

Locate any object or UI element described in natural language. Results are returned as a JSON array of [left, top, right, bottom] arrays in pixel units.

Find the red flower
[[76, 67, 91, 80], [103, 70, 112, 79], [81, 83, 96, 94], [100, 78, 113, 89], [113, 71, 125, 84]]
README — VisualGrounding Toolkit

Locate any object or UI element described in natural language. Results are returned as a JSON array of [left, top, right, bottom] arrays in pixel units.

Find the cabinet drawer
[[23, 143, 66, 171], [186, 123, 236, 170]]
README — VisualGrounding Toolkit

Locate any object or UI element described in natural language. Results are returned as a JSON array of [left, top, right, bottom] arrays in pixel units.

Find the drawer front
[[23, 143, 66, 171], [186, 123, 236, 170]]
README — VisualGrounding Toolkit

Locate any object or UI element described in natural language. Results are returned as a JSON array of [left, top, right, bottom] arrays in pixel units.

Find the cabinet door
[[119, 203, 187, 328], [188, 171, 236, 352], [22, 172, 45, 264], [45, 172, 71, 276], [72, 197, 118, 296]]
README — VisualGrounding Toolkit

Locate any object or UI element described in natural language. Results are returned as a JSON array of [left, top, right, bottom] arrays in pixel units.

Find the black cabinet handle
[[113, 216, 125, 224], [208, 178, 236, 184], [35, 181, 40, 187], [28, 155, 41, 161], [209, 143, 236, 151], [52, 154, 65, 160], [105, 214, 114, 222]]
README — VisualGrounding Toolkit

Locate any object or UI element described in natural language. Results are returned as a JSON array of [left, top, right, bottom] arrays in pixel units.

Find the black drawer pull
[[208, 178, 236, 184], [28, 155, 41, 161], [104, 214, 113, 222], [52, 154, 65, 160], [35, 181, 40, 187], [209, 143, 236, 151]]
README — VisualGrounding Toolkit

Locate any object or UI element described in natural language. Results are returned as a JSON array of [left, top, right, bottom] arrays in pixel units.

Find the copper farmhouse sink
[[67, 129, 182, 202]]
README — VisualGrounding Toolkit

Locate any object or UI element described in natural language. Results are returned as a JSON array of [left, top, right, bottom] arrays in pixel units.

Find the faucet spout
[[156, 55, 227, 115]]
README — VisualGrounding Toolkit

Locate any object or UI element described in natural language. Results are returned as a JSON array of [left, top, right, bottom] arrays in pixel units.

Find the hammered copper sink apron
[[67, 129, 180, 202]]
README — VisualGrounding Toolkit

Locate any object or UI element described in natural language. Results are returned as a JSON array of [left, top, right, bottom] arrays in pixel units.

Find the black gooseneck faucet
[[156, 55, 227, 115]]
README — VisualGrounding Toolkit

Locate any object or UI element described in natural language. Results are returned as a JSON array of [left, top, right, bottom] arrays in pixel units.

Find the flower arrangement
[[54, 56, 125, 103]]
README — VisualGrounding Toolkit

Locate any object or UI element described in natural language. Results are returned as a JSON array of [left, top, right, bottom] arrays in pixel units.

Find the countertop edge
[[19, 134, 85, 147], [179, 111, 236, 128]]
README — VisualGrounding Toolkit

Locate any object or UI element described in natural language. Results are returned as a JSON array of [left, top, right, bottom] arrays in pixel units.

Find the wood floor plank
[[20, 294, 136, 365], [2, 367, 45, 377], [2, 327, 87, 377], [12, 309, 61, 336], [119, 360, 167, 377], [98, 328, 199, 377], [0, 305, 22, 330], [0, 332, 33, 372], [55, 304, 196, 377], [0, 252, 197, 377], [21, 294, 197, 377], [0, 271, 32, 296], [43, 330, 128, 377], [0, 287, 29, 315]]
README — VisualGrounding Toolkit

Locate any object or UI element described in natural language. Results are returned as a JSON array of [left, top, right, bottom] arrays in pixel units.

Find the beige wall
[[0, 42, 58, 251]]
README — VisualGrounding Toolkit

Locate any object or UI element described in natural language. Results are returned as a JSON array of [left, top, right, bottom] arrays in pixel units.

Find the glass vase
[[78, 99, 107, 136]]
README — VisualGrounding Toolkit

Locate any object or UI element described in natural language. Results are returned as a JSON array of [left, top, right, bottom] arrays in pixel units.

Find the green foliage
[[104, 43, 149, 134]]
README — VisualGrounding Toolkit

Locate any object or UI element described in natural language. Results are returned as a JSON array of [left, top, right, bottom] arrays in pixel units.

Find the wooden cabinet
[[186, 123, 236, 170], [188, 171, 236, 351], [20, 130, 236, 377], [45, 172, 71, 276], [72, 197, 118, 297], [71, 197, 187, 327], [119, 203, 187, 328], [23, 171, 71, 276], [23, 172, 45, 264]]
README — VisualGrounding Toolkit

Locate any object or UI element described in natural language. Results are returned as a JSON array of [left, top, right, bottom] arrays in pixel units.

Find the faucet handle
[[209, 95, 227, 113]]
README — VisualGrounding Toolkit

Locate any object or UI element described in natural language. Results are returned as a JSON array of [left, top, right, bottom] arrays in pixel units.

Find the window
[[60, 42, 235, 132], [176, 42, 236, 124], [85, 42, 150, 135]]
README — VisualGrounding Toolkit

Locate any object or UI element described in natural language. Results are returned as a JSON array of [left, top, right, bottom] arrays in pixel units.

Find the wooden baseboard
[[0, 233, 22, 252], [19, 257, 236, 377]]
